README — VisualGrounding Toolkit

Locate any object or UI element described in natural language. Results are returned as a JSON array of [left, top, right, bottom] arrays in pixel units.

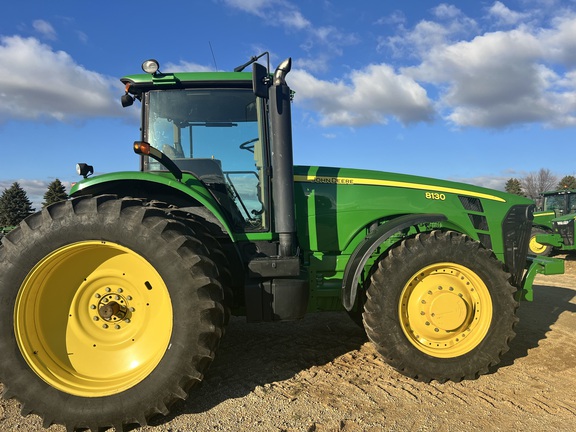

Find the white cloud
[[404, 18, 576, 128], [386, 6, 478, 58], [0, 36, 124, 123], [433, 4, 462, 20], [541, 14, 576, 66], [488, 1, 530, 26], [288, 5, 576, 130], [290, 65, 434, 127], [222, 0, 356, 58], [279, 9, 310, 30], [448, 174, 509, 191], [221, 0, 272, 17], [32, 19, 57, 40]]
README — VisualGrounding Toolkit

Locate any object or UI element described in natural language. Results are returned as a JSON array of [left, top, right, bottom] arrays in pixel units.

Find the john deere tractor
[[529, 188, 576, 255], [0, 55, 564, 431]]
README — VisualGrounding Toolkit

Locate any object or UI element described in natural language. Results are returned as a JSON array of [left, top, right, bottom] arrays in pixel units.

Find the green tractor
[[534, 212, 576, 254], [529, 188, 576, 255], [0, 55, 564, 431]]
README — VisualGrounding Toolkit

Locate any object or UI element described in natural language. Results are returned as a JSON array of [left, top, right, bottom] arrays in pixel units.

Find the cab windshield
[[144, 88, 267, 230], [543, 194, 565, 213]]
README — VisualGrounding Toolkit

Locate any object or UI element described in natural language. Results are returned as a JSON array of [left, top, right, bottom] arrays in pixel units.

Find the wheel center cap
[[97, 296, 128, 321], [429, 292, 467, 331]]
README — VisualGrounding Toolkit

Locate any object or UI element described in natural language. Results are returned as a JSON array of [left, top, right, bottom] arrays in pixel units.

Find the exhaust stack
[[269, 58, 296, 257]]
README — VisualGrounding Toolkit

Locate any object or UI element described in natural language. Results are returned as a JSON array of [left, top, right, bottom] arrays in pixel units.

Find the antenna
[[208, 41, 218, 71]]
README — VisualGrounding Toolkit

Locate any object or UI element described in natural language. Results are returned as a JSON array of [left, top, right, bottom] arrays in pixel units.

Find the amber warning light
[[133, 141, 151, 155], [133, 141, 183, 181]]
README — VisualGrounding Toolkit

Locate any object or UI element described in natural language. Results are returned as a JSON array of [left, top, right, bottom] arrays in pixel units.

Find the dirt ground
[[1, 257, 575, 432]]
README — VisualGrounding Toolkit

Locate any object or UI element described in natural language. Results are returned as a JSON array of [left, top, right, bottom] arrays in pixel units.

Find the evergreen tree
[[42, 179, 68, 207], [557, 175, 576, 190], [0, 182, 35, 227], [504, 178, 524, 196]]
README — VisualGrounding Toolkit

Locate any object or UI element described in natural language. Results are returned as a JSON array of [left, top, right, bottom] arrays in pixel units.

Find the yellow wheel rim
[[529, 236, 547, 254], [14, 241, 173, 397], [399, 263, 492, 358]]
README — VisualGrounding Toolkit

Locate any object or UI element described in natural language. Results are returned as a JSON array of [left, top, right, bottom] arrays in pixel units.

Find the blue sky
[[1, 0, 576, 208]]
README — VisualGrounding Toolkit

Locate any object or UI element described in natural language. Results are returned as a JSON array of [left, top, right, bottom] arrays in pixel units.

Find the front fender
[[70, 171, 234, 235], [341, 213, 447, 311]]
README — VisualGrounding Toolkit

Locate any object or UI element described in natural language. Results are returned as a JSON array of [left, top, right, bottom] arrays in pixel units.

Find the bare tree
[[521, 169, 558, 200]]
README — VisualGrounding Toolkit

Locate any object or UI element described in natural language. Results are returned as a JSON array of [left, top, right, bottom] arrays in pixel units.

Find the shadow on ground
[[146, 311, 367, 427], [498, 282, 576, 369], [146, 276, 575, 428]]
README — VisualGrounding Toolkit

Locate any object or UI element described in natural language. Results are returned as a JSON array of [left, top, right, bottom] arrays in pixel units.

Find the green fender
[[70, 171, 235, 236], [341, 213, 448, 311]]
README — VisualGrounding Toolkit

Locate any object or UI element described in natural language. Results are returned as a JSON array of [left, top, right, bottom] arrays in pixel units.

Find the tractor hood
[[293, 165, 528, 205], [552, 213, 576, 223]]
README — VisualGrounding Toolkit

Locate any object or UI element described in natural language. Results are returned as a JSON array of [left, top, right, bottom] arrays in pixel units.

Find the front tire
[[528, 227, 553, 256], [363, 230, 518, 382], [0, 195, 225, 431]]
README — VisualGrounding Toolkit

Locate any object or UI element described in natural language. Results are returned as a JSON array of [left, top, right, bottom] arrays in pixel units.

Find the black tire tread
[[363, 230, 518, 383], [0, 195, 226, 431]]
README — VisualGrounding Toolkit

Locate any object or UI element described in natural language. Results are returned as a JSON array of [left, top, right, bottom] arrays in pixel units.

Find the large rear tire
[[363, 230, 518, 382], [0, 195, 225, 431]]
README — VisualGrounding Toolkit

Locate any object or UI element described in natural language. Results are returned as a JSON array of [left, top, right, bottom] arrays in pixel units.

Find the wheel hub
[[399, 263, 493, 358], [93, 288, 133, 328], [427, 291, 467, 331]]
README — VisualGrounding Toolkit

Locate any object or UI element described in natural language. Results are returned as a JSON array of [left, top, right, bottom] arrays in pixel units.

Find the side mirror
[[252, 63, 270, 99], [121, 94, 134, 107]]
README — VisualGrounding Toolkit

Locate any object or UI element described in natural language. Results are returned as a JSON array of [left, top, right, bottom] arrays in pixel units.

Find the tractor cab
[[114, 57, 286, 234], [142, 87, 268, 231], [540, 189, 576, 216]]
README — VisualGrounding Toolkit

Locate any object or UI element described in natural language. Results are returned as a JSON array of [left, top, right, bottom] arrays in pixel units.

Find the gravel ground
[[1, 257, 575, 432]]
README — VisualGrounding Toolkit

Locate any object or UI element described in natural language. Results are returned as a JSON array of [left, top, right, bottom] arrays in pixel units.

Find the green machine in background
[[529, 188, 576, 255]]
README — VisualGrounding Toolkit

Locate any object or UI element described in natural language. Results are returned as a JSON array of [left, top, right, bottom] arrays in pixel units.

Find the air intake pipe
[[269, 58, 296, 257]]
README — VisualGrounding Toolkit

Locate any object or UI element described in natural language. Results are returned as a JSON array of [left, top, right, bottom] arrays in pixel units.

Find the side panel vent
[[459, 196, 484, 213], [468, 214, 489, 231]]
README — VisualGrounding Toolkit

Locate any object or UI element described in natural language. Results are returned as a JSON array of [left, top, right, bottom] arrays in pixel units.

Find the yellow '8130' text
[[425, 192, 446, 200]]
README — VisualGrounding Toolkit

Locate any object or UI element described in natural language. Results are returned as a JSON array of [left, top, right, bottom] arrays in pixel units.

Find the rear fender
[[70, 172, 234, 236]]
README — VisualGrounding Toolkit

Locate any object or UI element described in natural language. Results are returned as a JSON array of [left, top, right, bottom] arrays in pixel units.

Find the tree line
[[505, 170, 576, 200], [0, 179, 67, 228]]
